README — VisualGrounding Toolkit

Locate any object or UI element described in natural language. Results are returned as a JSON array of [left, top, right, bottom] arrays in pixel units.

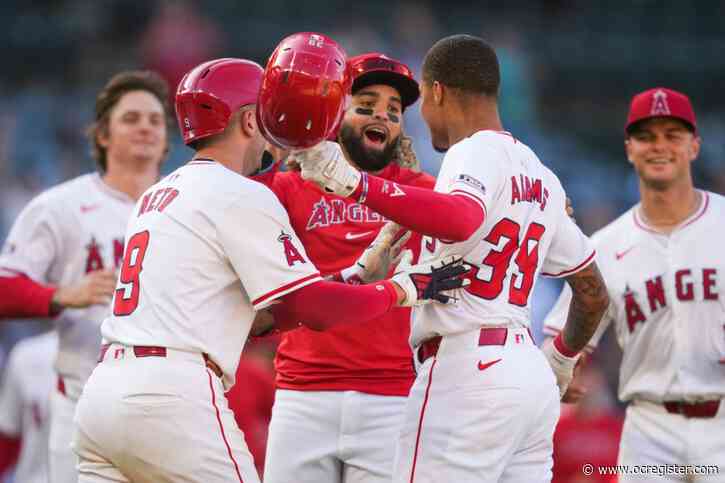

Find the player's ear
[[624, 138, 634, 164], [689, 135, 701, 162], [96, 122, 110, 149], [432, 81, 444, 106], [239, 108, 258, 139]]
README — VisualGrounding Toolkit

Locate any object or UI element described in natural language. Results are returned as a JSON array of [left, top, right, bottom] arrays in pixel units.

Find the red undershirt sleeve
[[271, 280, 397, 331], [0, 275, 58, 318], [352, 173, 484, 242]]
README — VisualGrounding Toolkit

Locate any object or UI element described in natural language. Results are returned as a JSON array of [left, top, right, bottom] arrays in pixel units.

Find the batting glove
[[338, 222, 411, 284], [541, 334, 580, 399], [391, 251, 470, 307], [294, 141, 361, 197]]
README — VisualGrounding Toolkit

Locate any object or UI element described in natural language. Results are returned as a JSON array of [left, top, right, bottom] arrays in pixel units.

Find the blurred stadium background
[[0, 1, 723, 481]]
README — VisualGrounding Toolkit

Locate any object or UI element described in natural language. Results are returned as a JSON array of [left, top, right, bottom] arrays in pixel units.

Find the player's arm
[[542, 261, 609, 400], [295, 142, 484, 241], [0, 271, 116, 318], [269, 254, 468, 332], [557, 262, 610, 353]]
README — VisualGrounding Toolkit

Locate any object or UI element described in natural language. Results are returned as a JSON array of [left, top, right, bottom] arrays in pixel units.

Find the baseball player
[[260, 52, 435, 483], [294, 34, 610, 482], [0, 330, 58, 483], [544, 87, 725, 482], [73, 52, 467, 483], [0, 70, 170, 482]]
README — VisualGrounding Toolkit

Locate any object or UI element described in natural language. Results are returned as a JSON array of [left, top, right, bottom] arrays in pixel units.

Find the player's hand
[[390, 251, 470, 307], [561, 352, 589, 403], [339, 223, 411, 284], [394, 135, 421, 172], [52, 269, 117, 309], [541, 335, 581, 400], [294, 141, 362, 197]]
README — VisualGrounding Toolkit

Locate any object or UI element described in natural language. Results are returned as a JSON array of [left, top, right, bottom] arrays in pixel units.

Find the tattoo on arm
[[562, 261, 609, 352]]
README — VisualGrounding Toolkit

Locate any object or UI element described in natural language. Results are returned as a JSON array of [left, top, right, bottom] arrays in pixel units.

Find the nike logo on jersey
[[615, 247, 635, 260], [345, 231, 374, 240], [80, 204, 100, 213], [477, 358, 502, 371]]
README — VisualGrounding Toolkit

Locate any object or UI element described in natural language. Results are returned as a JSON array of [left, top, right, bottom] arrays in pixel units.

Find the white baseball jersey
[[544, 191, 725, 403], [0, 331, 58, 483], [412, 130, 594, 347], [101, 159, 322, 389], [0, 173, 134, 399]]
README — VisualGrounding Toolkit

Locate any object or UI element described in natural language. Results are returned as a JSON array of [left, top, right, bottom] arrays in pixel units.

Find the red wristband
[[553, 333, 579, 358]]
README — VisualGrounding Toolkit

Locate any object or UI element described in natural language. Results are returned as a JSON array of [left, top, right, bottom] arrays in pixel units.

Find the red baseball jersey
[[261, 163, 435, 396]]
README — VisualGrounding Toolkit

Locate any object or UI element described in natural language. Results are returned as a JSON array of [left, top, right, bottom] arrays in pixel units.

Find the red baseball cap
[[625, 87, 696, 134]]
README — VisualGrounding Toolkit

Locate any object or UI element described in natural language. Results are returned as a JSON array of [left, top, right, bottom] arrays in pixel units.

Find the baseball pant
[[49, 388, 80, 483], [618, 400, 725, 482], [73, 344, 259, 483], [393, 326, 560, 483], [264, 389, 408, 483]]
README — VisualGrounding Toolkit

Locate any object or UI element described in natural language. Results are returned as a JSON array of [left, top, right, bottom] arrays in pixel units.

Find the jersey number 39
[[113, 231, 150, 316], [466, 218, 545, 306]]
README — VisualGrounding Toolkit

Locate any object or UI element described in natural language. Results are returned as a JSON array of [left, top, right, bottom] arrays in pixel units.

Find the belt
[[663, 400, 720, 419], [417, 327, 512, 364], [98, 344, 223, 379]]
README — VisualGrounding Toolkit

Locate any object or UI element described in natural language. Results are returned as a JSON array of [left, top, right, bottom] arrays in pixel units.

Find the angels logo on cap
[[650, 89, 671, 116]]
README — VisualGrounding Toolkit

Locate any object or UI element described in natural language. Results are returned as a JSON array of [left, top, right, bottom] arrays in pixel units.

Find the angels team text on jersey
[[622, 268, 719, 332], [306, 197, 386, 230]]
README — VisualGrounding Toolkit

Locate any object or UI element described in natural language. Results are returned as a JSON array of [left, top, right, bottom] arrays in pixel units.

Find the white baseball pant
[[618, 400, 725, 482], [393, 326, 560, 483], [49, 387, 80, 483], [73, 344, 259, 483], [264, 389, 407, 483]]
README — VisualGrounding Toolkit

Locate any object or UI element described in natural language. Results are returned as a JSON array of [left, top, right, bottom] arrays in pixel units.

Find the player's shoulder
[[389, 165, 436, 189], [588, 206, 637, 248], [452, 130, 513, 157], [703, 190, 725, 214], [25, 173, 96, 210], [263, 169, 305, 193]]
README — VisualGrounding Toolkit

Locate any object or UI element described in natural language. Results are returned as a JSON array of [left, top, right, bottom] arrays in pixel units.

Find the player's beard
[[340, 124, 400, 173]]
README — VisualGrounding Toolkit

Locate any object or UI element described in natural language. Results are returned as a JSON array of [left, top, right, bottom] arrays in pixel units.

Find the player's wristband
[[354, 172, 369, 204], [553, 333, 579, 358]]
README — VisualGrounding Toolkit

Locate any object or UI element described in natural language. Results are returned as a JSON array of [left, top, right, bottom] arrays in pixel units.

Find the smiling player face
[[625, 117, 700, 191], [339, 84, 402, 172]]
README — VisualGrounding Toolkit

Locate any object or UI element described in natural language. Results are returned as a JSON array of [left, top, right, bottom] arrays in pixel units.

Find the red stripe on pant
[[410, 358, 437, 483], [207, 370, 244, 482]]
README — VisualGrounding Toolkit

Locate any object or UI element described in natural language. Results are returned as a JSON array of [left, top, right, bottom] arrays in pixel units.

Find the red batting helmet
[[257, 32, 351, 149], [175, 58, 264, 146], [348, 53, 419, 110]]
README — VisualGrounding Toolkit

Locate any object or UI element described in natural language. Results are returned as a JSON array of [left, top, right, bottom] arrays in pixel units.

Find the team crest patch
[[457, 174, 486, 195], [278, 231, 306, 267]]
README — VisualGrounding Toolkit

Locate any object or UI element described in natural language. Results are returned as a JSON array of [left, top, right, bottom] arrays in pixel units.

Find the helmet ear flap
[[257, 32, 351, 150]]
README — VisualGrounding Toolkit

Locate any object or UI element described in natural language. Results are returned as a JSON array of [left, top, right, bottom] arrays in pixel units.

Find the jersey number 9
[[113, 231, 150, 316]]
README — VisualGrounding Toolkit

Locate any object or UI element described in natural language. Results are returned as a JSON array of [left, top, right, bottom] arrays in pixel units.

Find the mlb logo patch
[[457, 174, 486, 195]]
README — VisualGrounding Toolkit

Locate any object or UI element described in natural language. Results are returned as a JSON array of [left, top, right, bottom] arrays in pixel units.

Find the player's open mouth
[[646, 158, 671, 165], [363, 126, 388, 146]]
